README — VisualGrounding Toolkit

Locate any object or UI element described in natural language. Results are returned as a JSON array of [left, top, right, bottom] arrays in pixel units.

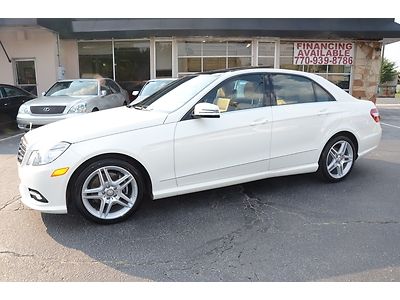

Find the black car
[[0, 84, 36, 118]]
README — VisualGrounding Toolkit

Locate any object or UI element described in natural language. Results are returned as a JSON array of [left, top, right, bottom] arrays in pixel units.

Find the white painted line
[[376, 104, 400, 107], [0, 132, 24, 142], [381, 122, 400, 129]]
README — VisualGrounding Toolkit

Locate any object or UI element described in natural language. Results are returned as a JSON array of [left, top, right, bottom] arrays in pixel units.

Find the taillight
[[370, 108, 380, 123]]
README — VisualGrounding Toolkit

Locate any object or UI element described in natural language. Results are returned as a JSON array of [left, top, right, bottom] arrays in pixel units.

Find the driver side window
[[201, 74, 266, 113], [100, 84, 112, 95]]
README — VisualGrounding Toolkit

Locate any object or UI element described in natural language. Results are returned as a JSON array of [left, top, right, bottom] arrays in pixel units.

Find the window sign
[[293, 42, 354, 65]]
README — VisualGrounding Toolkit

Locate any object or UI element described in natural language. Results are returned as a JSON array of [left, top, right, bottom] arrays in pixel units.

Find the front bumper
[[19, 183, 67, 214], [17, 146, 82, 214], [17, 113, 75, 130]]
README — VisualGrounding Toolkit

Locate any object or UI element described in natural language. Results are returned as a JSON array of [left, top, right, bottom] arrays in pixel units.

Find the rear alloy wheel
[[73, 158, 145, 224], [318, 136, 355, 182]]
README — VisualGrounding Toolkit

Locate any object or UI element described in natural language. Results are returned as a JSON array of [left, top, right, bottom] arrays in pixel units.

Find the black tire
[[92, 108, 99, 112], [72, 158, 145, 224], [317, 135, 356, 183]]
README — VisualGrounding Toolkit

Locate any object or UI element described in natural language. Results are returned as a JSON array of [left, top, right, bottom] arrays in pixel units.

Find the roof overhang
[[3, 18, 400, 41]]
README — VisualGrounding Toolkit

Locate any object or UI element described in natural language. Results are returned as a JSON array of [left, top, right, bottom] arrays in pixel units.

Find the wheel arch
[[320, 130, 359, 162], [66, 153, 153, 212]]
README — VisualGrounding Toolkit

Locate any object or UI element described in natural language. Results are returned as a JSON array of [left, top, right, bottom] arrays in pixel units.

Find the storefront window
[[114, 41, 150, 96], [279, 41, 352, 92], [78, 42, 113, 79], [155, 41, 172, 78], [177, 40, 252, 76], [258, 42, 275, 67], [14, 59, 37, 95]]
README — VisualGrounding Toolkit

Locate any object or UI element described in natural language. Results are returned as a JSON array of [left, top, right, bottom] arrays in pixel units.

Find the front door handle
[[250, 119, 269, 126], [318, 109, 329, 116]]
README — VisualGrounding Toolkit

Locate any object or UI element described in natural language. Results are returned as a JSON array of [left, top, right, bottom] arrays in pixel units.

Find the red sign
[[293, 42, 354, 65]]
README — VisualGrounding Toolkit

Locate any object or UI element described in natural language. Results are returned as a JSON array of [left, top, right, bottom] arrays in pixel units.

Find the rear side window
[[313, 82, 335, 102], [3, 86, 27, 97], [270, 74, 334, 105]]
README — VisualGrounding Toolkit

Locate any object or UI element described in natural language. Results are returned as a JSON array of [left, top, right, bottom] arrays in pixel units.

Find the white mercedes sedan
[[17, 68, 382, 224]]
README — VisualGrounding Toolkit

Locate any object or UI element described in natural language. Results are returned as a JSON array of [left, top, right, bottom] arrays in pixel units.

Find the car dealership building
[[1, 18, 400, 102]]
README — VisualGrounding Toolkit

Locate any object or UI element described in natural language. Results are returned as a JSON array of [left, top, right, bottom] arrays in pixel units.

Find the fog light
[[51, 167, 69, 177]]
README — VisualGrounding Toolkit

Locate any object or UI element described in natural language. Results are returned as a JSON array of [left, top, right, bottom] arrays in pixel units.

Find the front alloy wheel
[[74, 158, 144, 224], [318, 136, 356, 182]]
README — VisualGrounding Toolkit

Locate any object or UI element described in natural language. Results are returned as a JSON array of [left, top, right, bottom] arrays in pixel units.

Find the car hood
[[24, 107, 168, 147], [24, 95, 94, 107]]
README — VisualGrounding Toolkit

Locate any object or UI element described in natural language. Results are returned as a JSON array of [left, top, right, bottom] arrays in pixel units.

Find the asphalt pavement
[[0, 100, 399, 281]]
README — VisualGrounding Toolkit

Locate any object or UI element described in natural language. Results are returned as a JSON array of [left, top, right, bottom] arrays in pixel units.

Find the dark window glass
[[113, 41, 150, 100], [3, 86, 27, 97], [15, 60, 36, 84], [106, 80, 120, 93], [327, 74, 350, 90], [14, 60, 37, 95], [201, 74, 266, 112], [271, 74, 315, 105], [78, 42, 113, 79], [100, 83, 113, 95], [313, 83, 335, 102]]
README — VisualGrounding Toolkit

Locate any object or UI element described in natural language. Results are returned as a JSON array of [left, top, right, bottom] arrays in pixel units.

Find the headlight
[[68, 103, 87, 113], [27, 142, 70, 166], [18, 104, 29, 114]]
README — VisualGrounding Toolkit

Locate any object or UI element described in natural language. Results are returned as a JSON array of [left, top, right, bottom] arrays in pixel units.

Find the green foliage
[[380, 58, 398, 83]]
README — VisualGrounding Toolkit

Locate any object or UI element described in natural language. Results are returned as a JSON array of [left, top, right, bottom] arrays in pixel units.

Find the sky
[[384, 18, 400, 70]]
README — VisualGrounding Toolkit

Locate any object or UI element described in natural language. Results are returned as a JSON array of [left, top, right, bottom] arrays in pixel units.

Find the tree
[[380, 58, 398, 83]]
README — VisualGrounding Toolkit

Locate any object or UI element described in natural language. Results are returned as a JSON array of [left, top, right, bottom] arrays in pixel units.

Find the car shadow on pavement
[[0, 113, 23, 141], [41, 157, 400, 282]]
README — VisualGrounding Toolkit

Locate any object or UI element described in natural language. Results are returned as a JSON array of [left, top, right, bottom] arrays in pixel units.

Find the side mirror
[[132, 90, 139, 96], [101, 90, 107, 96], [41, 92, 46, 96], [193, 103, 220, 119]]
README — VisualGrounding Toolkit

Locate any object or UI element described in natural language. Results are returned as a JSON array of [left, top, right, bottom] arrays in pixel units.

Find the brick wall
[[351, 41, 382, 103]]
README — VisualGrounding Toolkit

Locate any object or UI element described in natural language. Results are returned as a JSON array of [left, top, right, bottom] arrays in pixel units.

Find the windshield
[[140, 80, 175, 97], [46, 81, 98, 96], [133, 74, 220, 113]]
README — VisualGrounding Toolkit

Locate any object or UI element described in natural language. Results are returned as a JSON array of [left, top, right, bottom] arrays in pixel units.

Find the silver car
[[131, 78, 177, 105], [17, 78, 129, 130]]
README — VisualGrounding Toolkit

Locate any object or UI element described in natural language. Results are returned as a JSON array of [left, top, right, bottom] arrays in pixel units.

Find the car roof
[[147, 78, 177, 83], [0, 83, 26, 89], [57, 79, 102, 82]]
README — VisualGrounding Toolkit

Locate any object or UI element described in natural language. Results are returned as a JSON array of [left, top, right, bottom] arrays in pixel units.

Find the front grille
[[30, 106, 66, 114], [17, 137, 27, 164]]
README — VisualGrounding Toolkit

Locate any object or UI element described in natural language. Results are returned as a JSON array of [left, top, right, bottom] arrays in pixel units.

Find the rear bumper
[[358, 126, 382, 158]]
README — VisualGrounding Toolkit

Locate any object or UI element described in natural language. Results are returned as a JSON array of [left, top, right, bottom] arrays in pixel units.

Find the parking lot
[[0, 100, 399, 281]]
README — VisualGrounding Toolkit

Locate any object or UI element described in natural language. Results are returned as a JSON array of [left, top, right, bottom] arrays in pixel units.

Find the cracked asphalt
[[0, 101, 399, 281]]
